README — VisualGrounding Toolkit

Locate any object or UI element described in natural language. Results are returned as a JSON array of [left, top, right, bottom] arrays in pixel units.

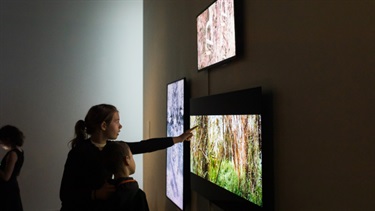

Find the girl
[[60, 104, 195, 211], [0, 125, 25, 211]]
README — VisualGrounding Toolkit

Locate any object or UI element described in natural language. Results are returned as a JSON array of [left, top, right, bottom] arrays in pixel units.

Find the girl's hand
[[173, 126, 198, 144]]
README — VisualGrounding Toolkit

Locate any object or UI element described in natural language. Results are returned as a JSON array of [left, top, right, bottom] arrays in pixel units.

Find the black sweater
[[106, 177, 149, 211], [60, 138, 173, 211]]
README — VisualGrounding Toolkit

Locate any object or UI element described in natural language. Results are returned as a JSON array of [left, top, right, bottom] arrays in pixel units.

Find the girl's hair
[[102, 142, 131, 175], [70, 104, 118, 148], [0, 125, 25, 147]]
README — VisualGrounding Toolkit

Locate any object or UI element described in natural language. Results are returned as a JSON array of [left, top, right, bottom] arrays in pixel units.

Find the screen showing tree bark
[[189, 87, 263, 209], [197, 0, 236, 71], [190, 115, 262, 207]]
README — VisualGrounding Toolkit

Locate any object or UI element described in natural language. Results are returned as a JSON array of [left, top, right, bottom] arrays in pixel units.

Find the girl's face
[[104, 111, 122, 140]]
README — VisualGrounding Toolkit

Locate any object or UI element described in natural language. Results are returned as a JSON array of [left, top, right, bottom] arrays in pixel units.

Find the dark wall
[[143, 0, 375, 210]]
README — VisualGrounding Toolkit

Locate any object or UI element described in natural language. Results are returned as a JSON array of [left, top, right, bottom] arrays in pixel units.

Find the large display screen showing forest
[[190, 114, 263, 207], [166, 79, 185, 210]]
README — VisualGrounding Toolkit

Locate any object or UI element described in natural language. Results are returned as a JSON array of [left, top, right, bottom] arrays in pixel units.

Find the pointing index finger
[[190, 126, 198, 131]]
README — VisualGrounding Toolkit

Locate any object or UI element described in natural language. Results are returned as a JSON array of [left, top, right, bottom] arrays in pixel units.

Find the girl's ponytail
[[70, 120, 87, 148]]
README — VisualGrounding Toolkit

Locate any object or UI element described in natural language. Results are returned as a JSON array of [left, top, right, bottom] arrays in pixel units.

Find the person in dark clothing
[[60, 104, 195, 211], [102, 142, 149, 211], [0, 125, 25, 211]]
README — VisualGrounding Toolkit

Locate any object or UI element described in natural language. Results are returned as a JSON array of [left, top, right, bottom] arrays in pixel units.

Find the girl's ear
[[100, 121, 107, 131]]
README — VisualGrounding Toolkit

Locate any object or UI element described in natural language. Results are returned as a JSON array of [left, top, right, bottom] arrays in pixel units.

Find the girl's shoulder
[[7, 148, 22, 157], [105, 140, 128, 146], [69, 139, 92, 154], [71, 139, 92, 148]]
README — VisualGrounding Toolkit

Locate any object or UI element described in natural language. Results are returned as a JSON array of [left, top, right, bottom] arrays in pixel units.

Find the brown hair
[[102, 142, 131, 175], [70, 104, 118, 148]]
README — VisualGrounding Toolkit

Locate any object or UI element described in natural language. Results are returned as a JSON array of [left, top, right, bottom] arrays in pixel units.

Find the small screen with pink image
[[197, 0, 236, 71]]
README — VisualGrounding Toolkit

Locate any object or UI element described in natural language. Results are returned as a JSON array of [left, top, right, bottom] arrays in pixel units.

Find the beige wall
[[0, 1, 143, 210], [143, 0, 375, 210]]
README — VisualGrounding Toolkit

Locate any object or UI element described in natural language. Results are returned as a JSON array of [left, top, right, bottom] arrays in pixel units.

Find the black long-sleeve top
[[107, 177, 149, 211], [60, 138, 174, 211]]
